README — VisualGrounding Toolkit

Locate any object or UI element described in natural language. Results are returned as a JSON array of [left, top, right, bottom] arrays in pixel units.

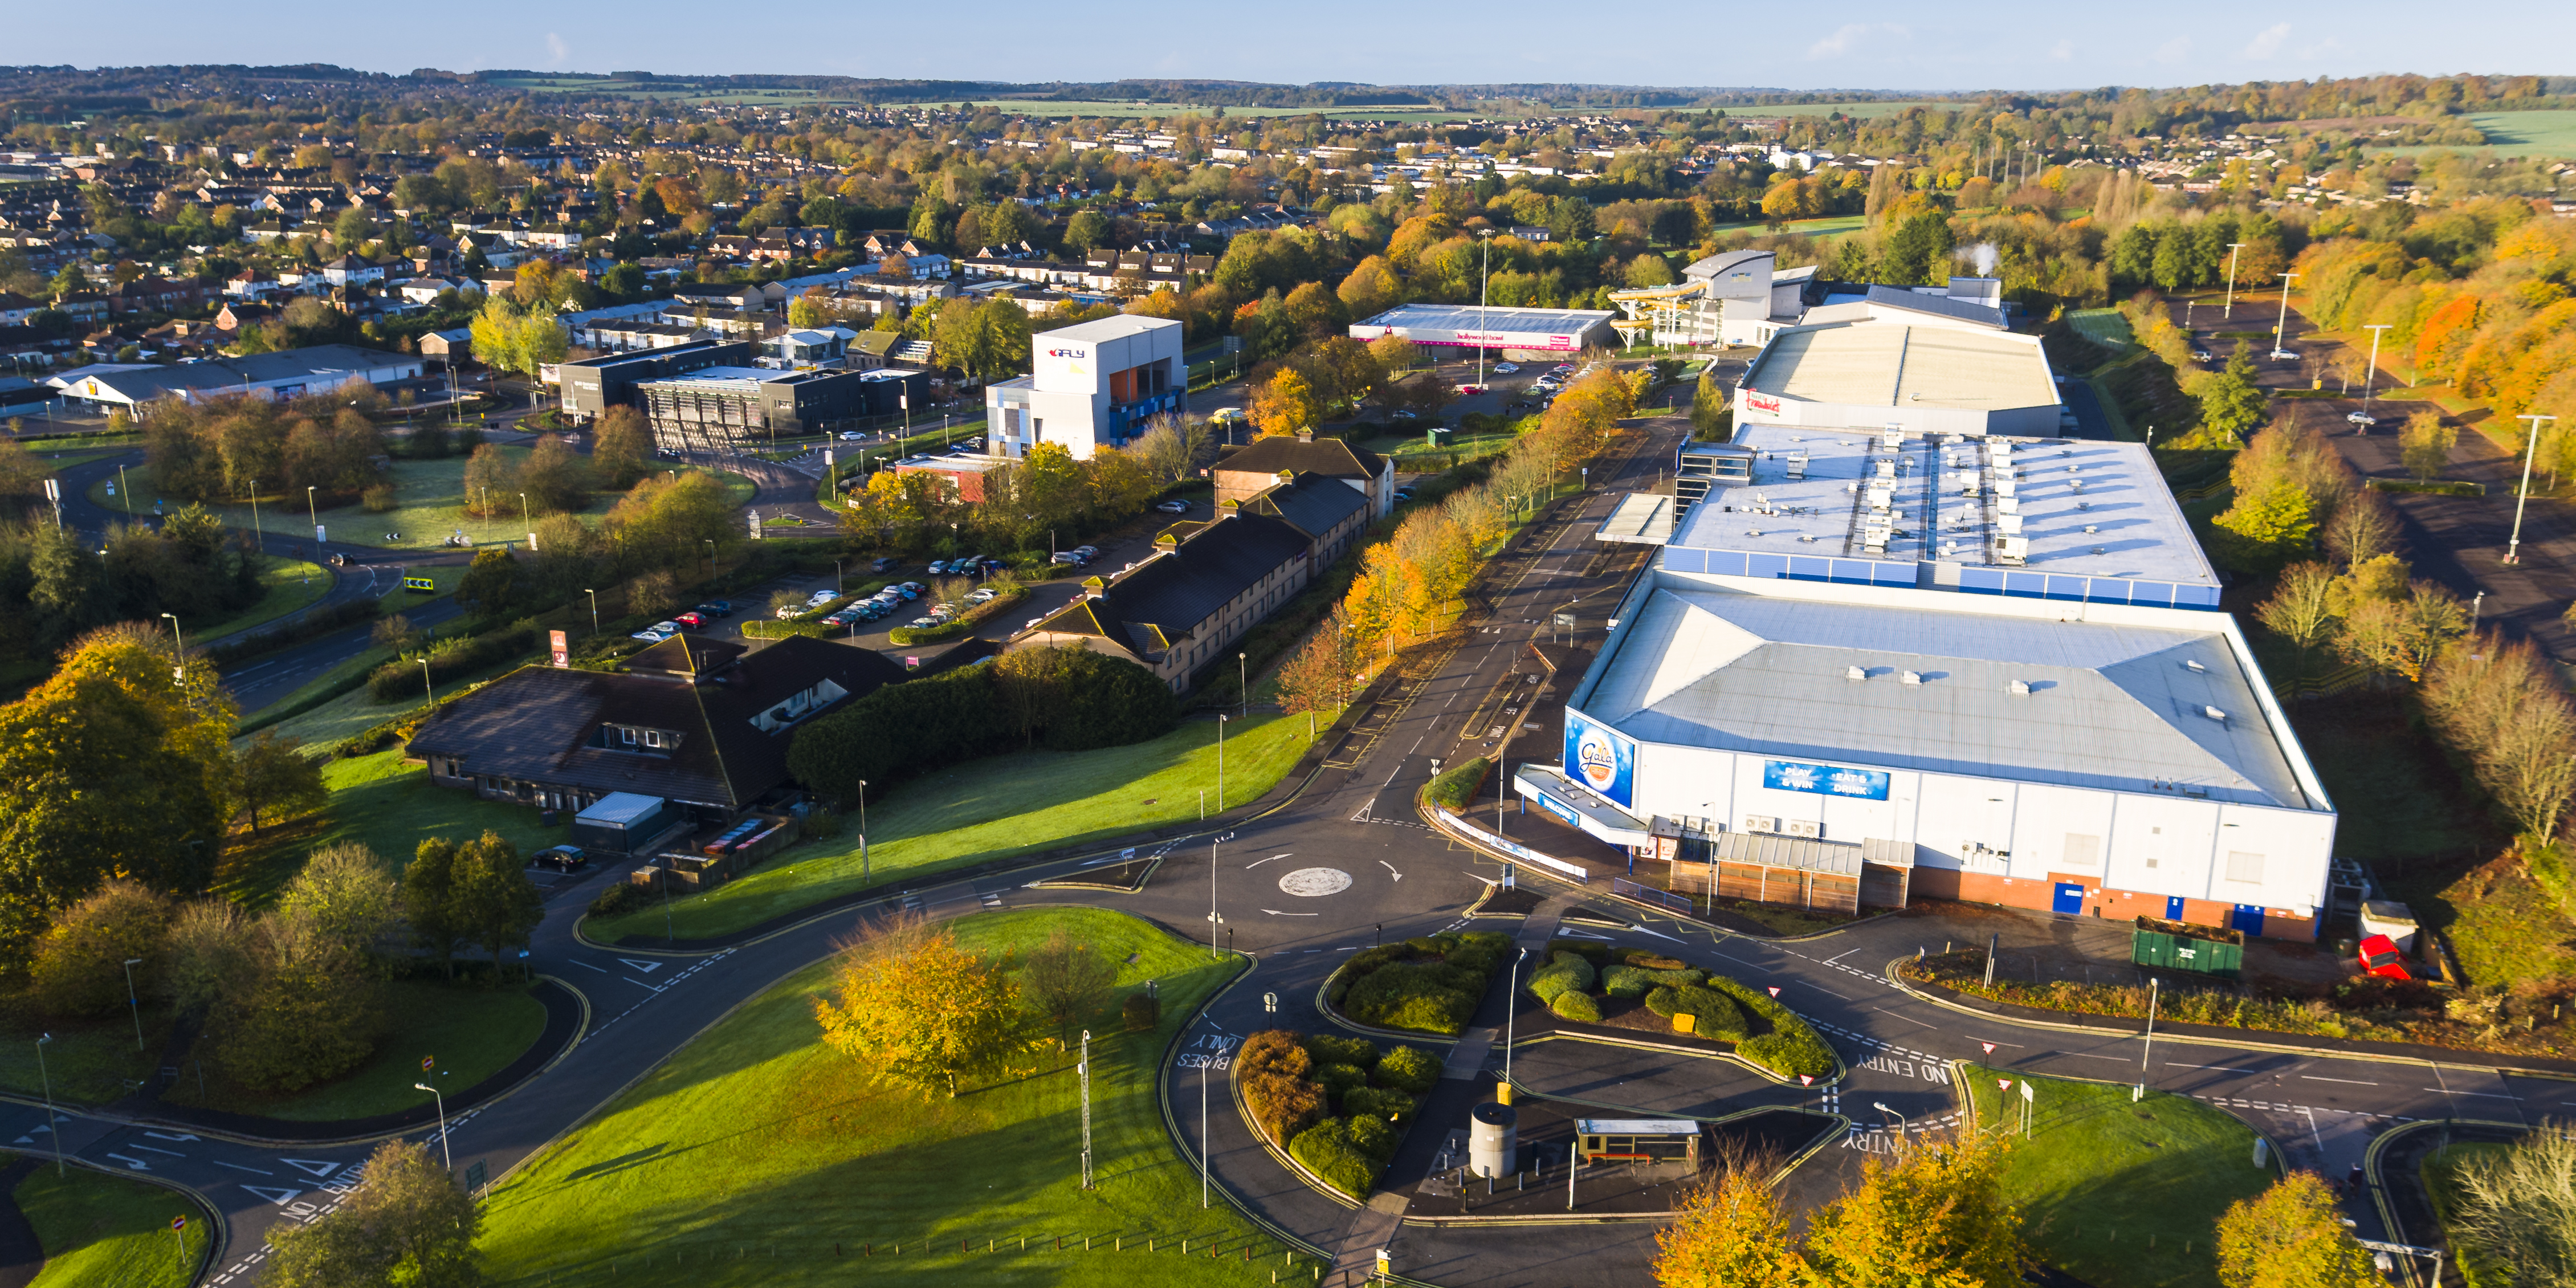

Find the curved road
[[6, 361, 2565, 1286]]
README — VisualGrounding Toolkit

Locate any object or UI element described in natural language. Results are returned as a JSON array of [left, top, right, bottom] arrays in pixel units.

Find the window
[[619, 726, 637, 745], [2226, 850, 2265, 884], [644, 729, 662, 748]]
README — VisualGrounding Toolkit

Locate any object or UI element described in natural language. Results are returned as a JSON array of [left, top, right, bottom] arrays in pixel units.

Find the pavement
[[10, 357, 2567, 1285]]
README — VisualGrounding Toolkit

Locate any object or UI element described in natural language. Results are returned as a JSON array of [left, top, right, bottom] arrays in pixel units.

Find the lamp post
[[2271, 272, 2300, 356], [1216, 712, 1227, 810], [246, 479, 261, 555], [419, 657, 433, 716], [414, 1082, 451, 1171], [857, 778, 870, 886], [1208, 832, 1224, 960], [584, 588, 598, 637], [1238, 651, 1247, 720], [1504, 947, 1528, 1085], [2504, 415, 2558, 565], [2221, 242, 2245, 320], [1476, 227, 1496, 388], [35, 1034, 60, 1176], [2360, 324, 2393, 427], [517, 491, 531, 547], [2135, 976, 2161, 1101], [158, 612, 183, 679], [122, 957, 145, 1051], [1872, 1100, 1909, 1142], [305, 484, 318, 544]]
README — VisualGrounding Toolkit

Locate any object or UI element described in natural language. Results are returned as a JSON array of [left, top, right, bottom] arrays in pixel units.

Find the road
[[13, 356, 2563, 1286]]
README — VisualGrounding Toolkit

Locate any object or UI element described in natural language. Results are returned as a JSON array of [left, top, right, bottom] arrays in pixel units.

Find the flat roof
[[1595, 492, 1678, 544], [575, 792, 666, 826], [1582, 582, 2317, 809], [1666, 426, 2218, 594], [1356, 303, 1615, 333], [1576, 1120, 1701, 1136], [1744, 321, 2054, 411], [1040, 313, 1181, 343]]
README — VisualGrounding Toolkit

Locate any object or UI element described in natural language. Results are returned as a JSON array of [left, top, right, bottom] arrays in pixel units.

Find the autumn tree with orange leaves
[[813, 913, 1031, 1098], [1653, 1131, 2021, 1288]]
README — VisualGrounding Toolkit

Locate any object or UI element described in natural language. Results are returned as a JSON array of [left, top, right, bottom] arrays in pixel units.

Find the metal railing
[[1612, 877, 1690, 913]]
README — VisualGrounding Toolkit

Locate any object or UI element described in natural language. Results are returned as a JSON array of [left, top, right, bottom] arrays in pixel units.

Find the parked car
[[1390, 409, 1419, 421], [1024, 616, 1049, 631], [1155, 499, 1190, 513], [900, 582, 926, 594], [1455, 384, 1486, 396], [775, 604, 805, 619], [674, 612, 706, 629], [2270, 348, 2297, 361], [2358, 934, 2411, 981], [1073, 544, 1098, 557], [906, 616, 943, 630], [1493, 362, 1520, 374], [2190, 349, 2214, 361], [528, 845, 588, 873], [869, 557, 899, 573], [2345, 411, 2377, 427], [1051, 551, 1083, 565], [1393, 488, 1416, 502], [967, 588, 998, 604], [807, 588, 839, 605], [633, 625, 675, 641], [697, 601, 732, 618], [926, 559, 950, 574]]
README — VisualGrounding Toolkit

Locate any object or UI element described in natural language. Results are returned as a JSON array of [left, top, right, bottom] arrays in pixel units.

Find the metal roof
[[1586, 585, 2317, 809], [1577, 1120, 1701, 1136], [1595, 492, 1677, 544], [1743, 321, 2054, 412], [1354, 303, 1616, 333]]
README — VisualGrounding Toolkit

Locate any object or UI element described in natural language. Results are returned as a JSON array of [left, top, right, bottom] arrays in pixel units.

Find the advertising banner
[[1761, 759, 1890, 801], [1562, 710, 1636, 810]]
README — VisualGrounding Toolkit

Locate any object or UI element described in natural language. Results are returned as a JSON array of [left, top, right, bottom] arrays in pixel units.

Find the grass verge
[[13, 1159, 209, 1288], [0, 1004, 177, 1105], [1959, 1065, 2273, 1288], [2422, 1141, 2513, 1288], [185, 559, 332, 644], [216, 746, 566, 906], [157, 979, 547, 1122], [588, 713, 1317, 943], [477, 907, 1293, 1287]]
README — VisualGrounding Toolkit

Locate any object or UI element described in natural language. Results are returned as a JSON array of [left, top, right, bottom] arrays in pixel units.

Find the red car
[[2358, 934, 2410, 981], [674, 612, 706, 629]]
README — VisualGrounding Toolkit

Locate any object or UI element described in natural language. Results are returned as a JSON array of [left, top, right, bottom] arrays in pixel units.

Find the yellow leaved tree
[[813, 914, 1032, 1098]]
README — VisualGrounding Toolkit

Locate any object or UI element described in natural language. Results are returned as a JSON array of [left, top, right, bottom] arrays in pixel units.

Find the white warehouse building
[[1546, 426, 2333, 940], [985, 314, 1184, 460]]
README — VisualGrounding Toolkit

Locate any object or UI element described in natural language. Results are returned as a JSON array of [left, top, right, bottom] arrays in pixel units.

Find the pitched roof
[[1214, 434, 1384, 483], [404, 635, 908, 809], [1036, 512, 1314, 659], [1235, 470, 1368, 539]]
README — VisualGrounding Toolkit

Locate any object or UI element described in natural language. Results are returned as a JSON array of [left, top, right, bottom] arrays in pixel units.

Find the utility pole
[[2504, 415, 2558, 565], [2359, 324, 2392, 428], [1079, 1029, 1094, 1189], [2134, 976, 2160, 1102], [2222, 242, 2245, 319], [2271, 272, 2300, 356]]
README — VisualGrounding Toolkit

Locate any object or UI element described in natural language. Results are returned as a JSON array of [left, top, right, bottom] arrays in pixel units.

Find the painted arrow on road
[[1260, 909, 1321, 916]]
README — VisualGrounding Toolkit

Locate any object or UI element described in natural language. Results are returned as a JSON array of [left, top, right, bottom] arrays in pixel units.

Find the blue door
[[2165, 896, 2187, 920], [2053, 883, 2088, 915], [2231, 904, 2265, 937]]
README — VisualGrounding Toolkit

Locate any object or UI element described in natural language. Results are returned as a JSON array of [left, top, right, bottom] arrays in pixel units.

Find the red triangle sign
[[1981, 1042, 1996, 1055], [1767, 986, 1781, 998], [1799, 1074, 1815, 1086], [1998, 1078, 2012, 1090]]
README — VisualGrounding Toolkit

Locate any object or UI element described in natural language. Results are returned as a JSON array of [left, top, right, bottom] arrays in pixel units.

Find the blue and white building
[[984, 314, 1184, 460]]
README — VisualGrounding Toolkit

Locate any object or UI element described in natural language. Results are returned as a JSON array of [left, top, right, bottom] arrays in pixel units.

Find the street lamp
[[857, 778, 870, 886], [122, 957, 145, 1051], [1504, 947, 1529, 1085], [305, 484, 318, 544], [2504, 415, 2559, 565], [35, 1034, 60, 1175], [1872, 1100, 1909, 1139], [2360, 324, 2393, 426], [414, 1082, 451, 1171], [2135, 976, 2162, 1101], [1216, 712, 1227, 810], [2271, 272, 2300, 356], [158, 612, 183, 679], [1238, 651, 1248, 720], [2221, 242, 2245, 320], [517, 491, 530, 546], [419, 657, 434, 716], [584, 588, 598, 637], [1208, 832, 1225, 960], [1476, 227, 1496, 388]]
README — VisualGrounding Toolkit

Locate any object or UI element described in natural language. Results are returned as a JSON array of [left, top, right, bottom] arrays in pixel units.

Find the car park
[[2358, 934, 2411, 981], [1155, 499, 1190, 513]]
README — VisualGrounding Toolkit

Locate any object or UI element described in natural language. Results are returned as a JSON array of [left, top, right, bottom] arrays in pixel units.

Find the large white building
[[1347, 303, 1617, 356], [1551, 426, 2332, 940], [1731, 292, 2061, 438], [984, 314, 1184, 460]]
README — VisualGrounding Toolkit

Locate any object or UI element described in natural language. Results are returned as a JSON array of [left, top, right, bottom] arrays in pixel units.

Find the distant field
[[1706, 213, 1870, 241], [2379, 109, 2576, 158], [1747, 100, 1946, 119]]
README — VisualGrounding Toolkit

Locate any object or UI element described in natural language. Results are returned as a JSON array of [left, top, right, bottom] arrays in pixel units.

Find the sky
[[15, 0, 2574, 95]]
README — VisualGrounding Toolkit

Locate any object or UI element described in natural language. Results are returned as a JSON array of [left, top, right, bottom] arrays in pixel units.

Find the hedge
[[1644, 984, 1749, 1040], [1238, 1029, 1326, 1146], [1426, 757, 1490, 809], [1373, 1045, 1440, 1094], [1704, 976, 1836, 1078], [1604, 963, 1706, 997], [1342, 1086, 1416, 1124], [366, 622, 540, 702], [1305, 1034, 1377, 1068], [740, 618, 833, 639], [1328, 930, 1513, 1037], [1287, 1114, 1399, 1200], [887, 586, 1026, 645], [1550, 990, 1602, 1024], [1525, 951, 1596, 1002]]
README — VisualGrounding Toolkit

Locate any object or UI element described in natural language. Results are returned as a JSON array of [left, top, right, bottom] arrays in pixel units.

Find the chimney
[[1297, 428, 1313, 443]]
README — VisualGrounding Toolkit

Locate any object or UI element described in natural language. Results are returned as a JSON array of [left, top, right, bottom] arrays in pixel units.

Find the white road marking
[[1874, 1007, 1937, 1029], [617, 959, 663, 973], [126, 1144, 186, 1157], [2169, 1063, 2264, 1073], [569, 959, 608, 972], [2299, 1075, 2381, 1085], [1246, 853, 1294, 868], [1261, 909, 1321, 916], [213, 1161, 275, 1175]]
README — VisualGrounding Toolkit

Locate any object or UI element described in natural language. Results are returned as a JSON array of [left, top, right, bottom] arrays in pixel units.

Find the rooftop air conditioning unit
[[1784, 818, 1823, 839], [2008, 679, 2032, 695], [1846, 666, 1867, 681], [1900, 670, 1923, 685], [1742, 815, 1780, 834]]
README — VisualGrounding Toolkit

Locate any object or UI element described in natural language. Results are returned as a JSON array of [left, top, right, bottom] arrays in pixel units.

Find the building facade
[[984, 314, 1184, 460]]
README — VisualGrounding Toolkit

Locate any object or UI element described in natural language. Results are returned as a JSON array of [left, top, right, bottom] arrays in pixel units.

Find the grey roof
[[1861, 284, 2007, 329], [70, 345, 414, 401], [1038, 512, 1313, 659], [1217, 435, 1385, 484], [1587, 585, 2315, 809], [1684, 248, 1772, 280], [1239, 471, 1367, 538]]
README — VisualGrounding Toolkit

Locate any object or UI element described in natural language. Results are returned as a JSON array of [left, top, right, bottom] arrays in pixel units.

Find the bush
[[1645, 984, 1748, 1039], [1314, 1061, 1369, 1099], [1121, 992, 1159, 1032], [1288, 1118, 1382, 1199], [1425, 757, 1489, 809], [1526, 951, 1596, 1002], [741, 618, 833, 639], [1342, 1086, 1416, 1123], [1373, 1045, 1440, 1094], [28, 881, 176, 1017], [1239, 1029, 1327, 1146], [1305, 1033, 1378, 1069], [1340, 961, 1479, 1034], [589, 881, 648, 919], [1551, 989, 1602, 1024], [1547, 939, 1614, 965], [361, 483, 399, 512], [1703, 975, 1836, 1078], [1605, 964, 1707, 998], [1620, 951, 1687, 970]]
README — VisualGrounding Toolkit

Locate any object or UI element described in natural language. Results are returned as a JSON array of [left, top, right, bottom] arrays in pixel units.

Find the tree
[[26, 881, 175, 1018], [1250, 368, 1323, 437], [592, 406, 654, 490], [2215, 1171, 2382, 1288], [1277, 610, 1362, 715], [2198, 343, 2271, 443], [2256, 561, 2339, 694], [1338, 256, 1403, 320], [0, 627, 235, 962], [215, 903, 382, 1091], [263, 1139, 479, 1288], [517, 435, 590, 514], [451, 832, 543, 975], [1653, 1163, 1800, 1288], [1878, 209, 1958, 286], [2322, 491, 2399, 566], [2211, 482, 2319, 575], [2425, 639, 2576, 842], [1801, 1133, 2022, 1286], [2447, 1120, 2576, 1287], [402, 837, 471, 977], [2399, 409, 2457, 482], [454, 547, 521, 618], [812, 914, 1032, 1097], [276, 843, 400, 964], [234, 731, 328, 835], [1063, 208, 1111, 254], [1020, 927, 1116, 1044]]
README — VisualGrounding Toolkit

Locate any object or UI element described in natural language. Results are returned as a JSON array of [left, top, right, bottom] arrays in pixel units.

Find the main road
[[9, 357, 2562, 1287]]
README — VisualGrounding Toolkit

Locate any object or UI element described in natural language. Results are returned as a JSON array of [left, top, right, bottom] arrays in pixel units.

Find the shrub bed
[[1535, 940, 1836, 1079], [1550, 990, 1601, 1023], [1426, 757, 1490, 809], [1247, 1027, 1436, 1200], [740, 619, 833, 639], [366, 621, 539, 702], [1326, 930, 1513, 1036]]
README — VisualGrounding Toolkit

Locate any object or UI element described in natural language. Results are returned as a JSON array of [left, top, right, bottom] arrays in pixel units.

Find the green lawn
[[90, 453, 750, 554], [218, 747, 567, 906], [588, 713, 1318, 943], [13, 1159, 209, 1288], [184, 559, 333, 645], [478, 908, 1294, 1287], [2380, 110, 2576, 158], [157, 979, 547, 1122], [1706, 213, 1871, 241], [1960, 1065, 2273, 1288], [0, 1004, 177, 1105], [2067, 309, 2135, 352]]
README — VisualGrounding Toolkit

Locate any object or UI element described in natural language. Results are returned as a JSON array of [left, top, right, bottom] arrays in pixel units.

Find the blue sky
[[17, 1, 2572, 95]]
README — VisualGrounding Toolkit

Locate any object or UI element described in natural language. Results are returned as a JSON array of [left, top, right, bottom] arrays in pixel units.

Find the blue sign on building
[[1562, 710, 1636, 809], [1761, 759, 1890, 801]]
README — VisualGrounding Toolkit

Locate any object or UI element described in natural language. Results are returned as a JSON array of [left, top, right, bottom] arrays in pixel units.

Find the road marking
[[2052, 1053, 2131, 1062], [1798, 982, 1852, 1000], [615, 958, 662, 973], [126, 1144, 186, 1157], [1379, 861, 1404, 882], [1261, 909, 1320, 916], [2298, 1075, 2381, 1085], [569, 959, 608, 973], [213, 1161, 275, 1175], [2169, 1063, 2264, 1073], [241, 1185, 304, 1206], [1825, 948, 1859, 965], [1247, 853, 1294, 868], [2425, 1089, 2522, 1100], [280, 1159, 341, 1177], [1874, 1008, 1937, 1029], [1974, 1038, 2028, 1048], [141, 1131, 199, 1143], [103, 1154, 153, 1171]]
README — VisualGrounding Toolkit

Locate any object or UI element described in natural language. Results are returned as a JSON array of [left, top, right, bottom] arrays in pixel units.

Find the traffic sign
[[463, 1159, 488, 1192], [1980, 1041, 1996, 1055], [421, 1056, 435, 1071], [171, 1216, 186, 1231]]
